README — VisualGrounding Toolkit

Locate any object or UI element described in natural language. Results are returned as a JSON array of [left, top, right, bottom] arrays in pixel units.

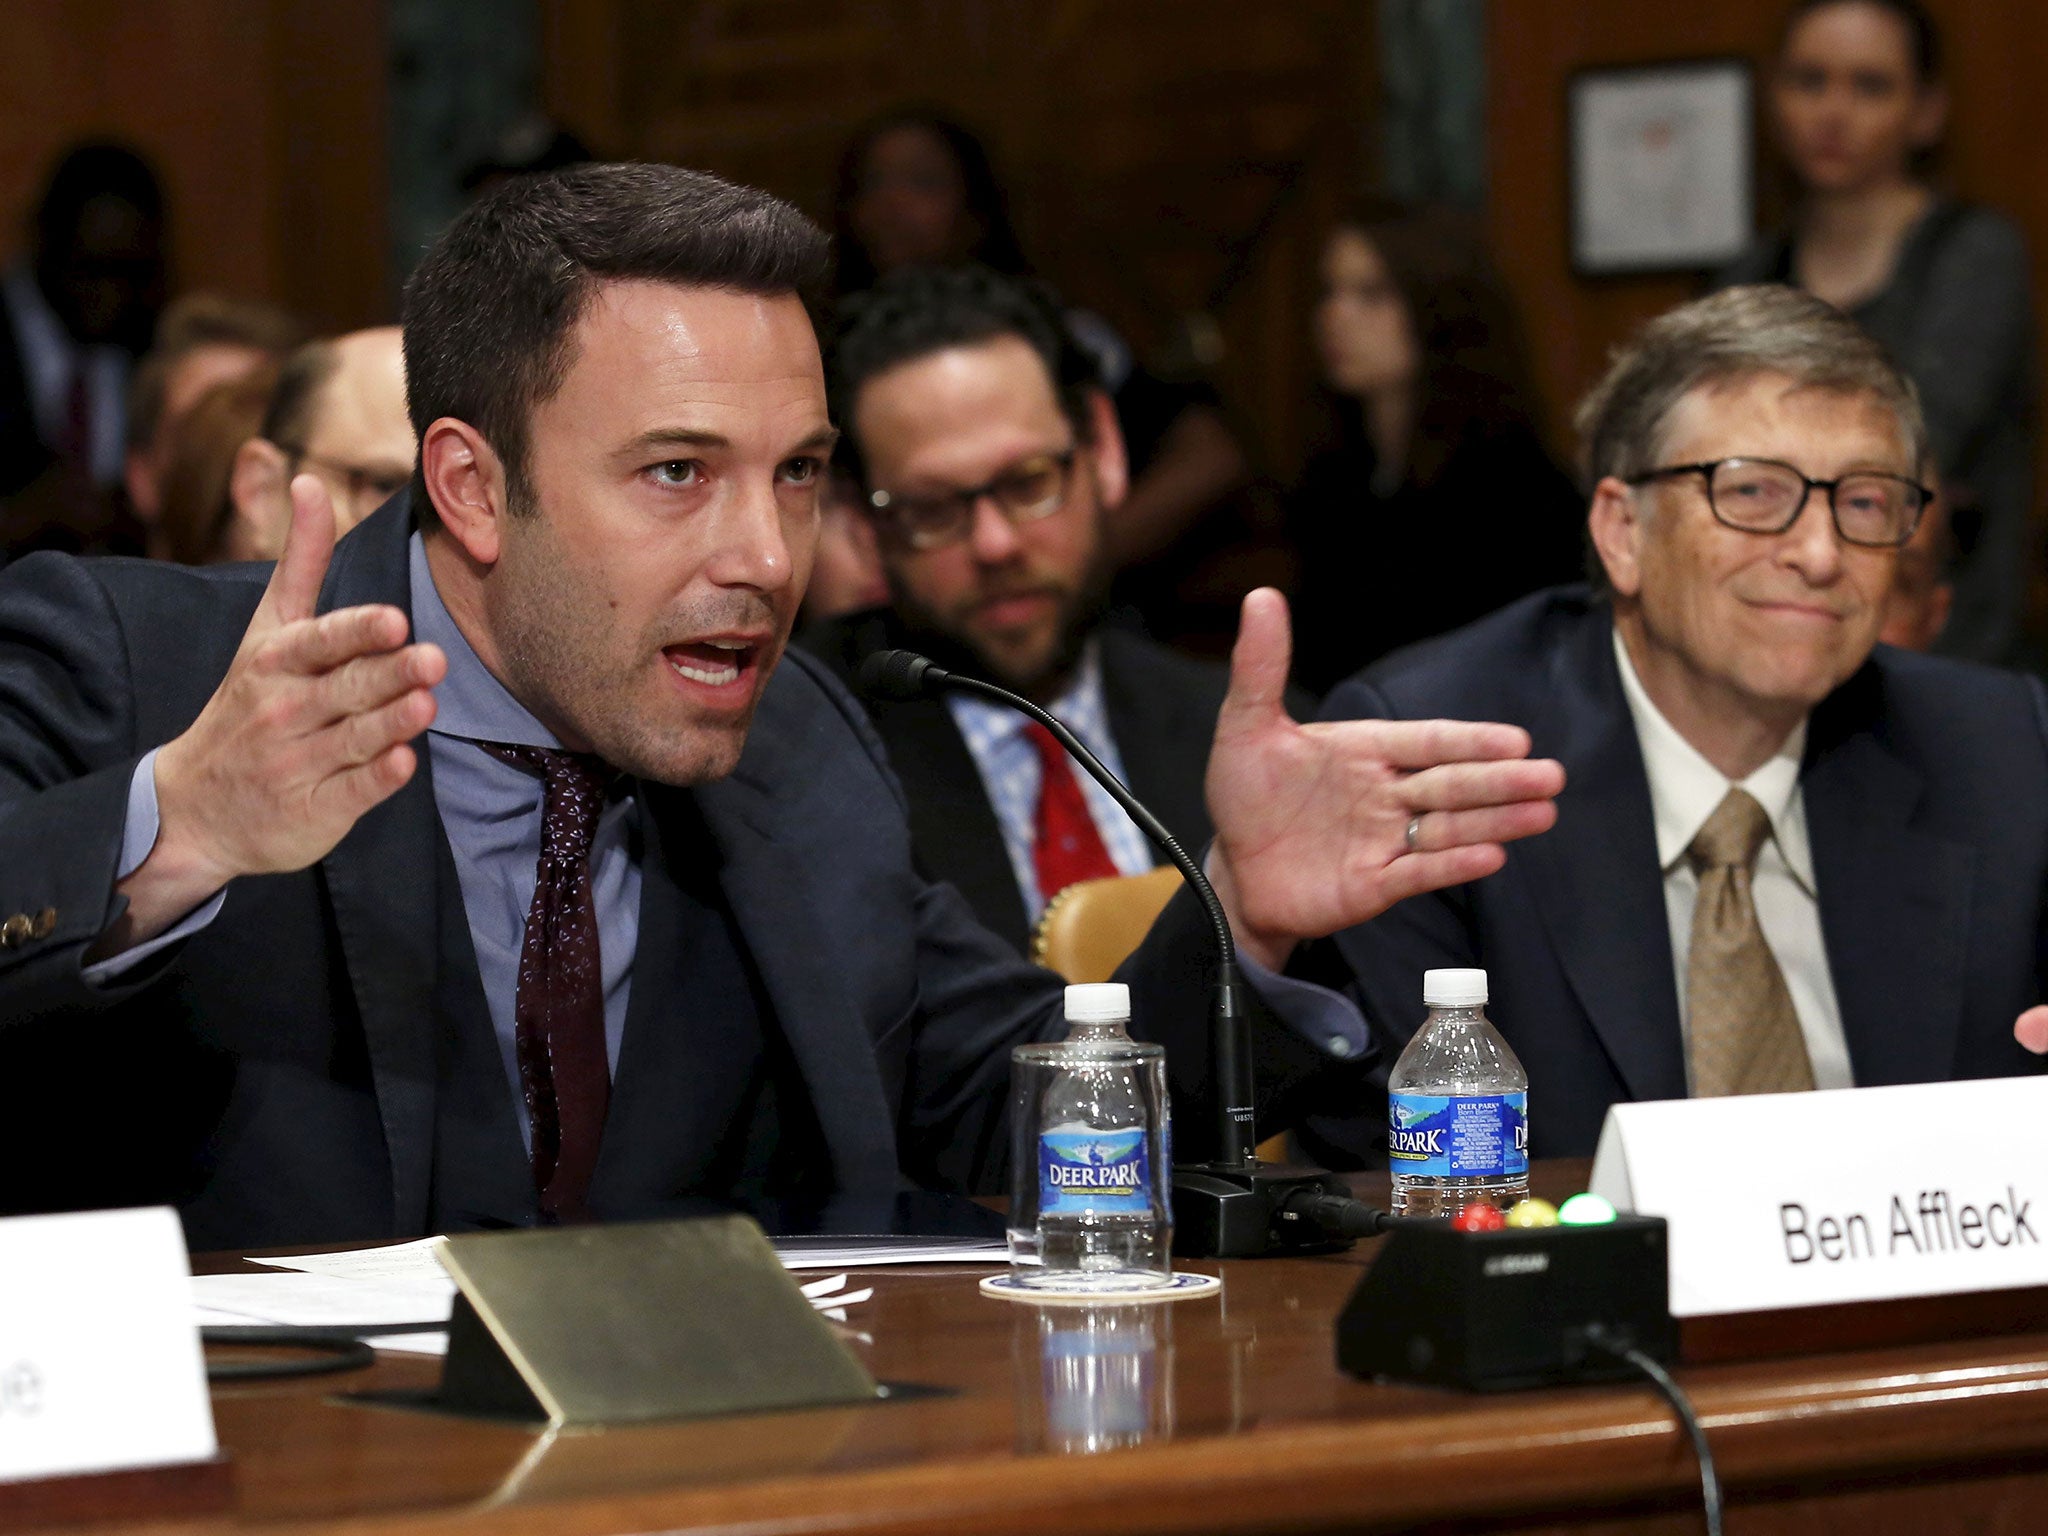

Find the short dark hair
[[825, 264, 1100, 487], [401, 162, 829, 514]]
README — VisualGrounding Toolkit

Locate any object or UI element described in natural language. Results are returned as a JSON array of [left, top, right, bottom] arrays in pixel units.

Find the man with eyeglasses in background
[[1294, 283, 2047, 1169], [804, 266, 1274, 953], [225, 326, 415, 558]]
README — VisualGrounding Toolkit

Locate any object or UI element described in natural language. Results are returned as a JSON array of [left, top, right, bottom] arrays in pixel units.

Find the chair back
[[1030, 867, 1183, 983]]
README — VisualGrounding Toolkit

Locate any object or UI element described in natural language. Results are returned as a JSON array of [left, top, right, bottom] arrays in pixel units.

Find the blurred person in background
[[156, 364, 280, 564], [800, 464, 889, 622], [0, 142, 168, 556], [458, 115, 594, 201], [1287, 200, 1583, 695], [806, 264, 1256, 953], [833, 109, 1250, 630], [1713, 0, 2035, 664], [1879, 477, 1955, 650], [225, 326, 413, 558], [124, 292, 304, 538]]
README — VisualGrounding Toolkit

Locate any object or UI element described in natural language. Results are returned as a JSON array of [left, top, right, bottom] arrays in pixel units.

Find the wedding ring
[[1405, 814, 1424, 853]]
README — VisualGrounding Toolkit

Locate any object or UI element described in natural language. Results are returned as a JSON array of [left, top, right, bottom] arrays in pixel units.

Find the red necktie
[[1025, 721, 1121, 906], [484, 744, 614, 1222]]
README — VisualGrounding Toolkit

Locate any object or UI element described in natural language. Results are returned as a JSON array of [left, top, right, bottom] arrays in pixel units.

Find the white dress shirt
[[1612, 630, 1855, 1090]]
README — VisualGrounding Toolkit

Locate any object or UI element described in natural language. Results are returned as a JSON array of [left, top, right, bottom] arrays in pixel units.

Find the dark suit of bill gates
[[1307, 585, 2048, 1166]]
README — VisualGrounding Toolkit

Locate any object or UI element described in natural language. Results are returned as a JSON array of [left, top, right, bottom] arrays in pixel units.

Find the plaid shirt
[[944, 641, 1155, 918]]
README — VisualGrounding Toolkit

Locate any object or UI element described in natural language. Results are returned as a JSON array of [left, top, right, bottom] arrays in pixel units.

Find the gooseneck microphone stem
[[859, 647, 1400, 1254], [887, 657, 1257, 1170]]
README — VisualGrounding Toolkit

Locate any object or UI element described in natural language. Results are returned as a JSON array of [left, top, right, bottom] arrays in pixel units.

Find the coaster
[[980, 1271, 1222, 1305]]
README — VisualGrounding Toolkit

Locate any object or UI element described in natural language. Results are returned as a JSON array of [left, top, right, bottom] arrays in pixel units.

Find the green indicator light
[[1557, 1192, 1617, 1226]]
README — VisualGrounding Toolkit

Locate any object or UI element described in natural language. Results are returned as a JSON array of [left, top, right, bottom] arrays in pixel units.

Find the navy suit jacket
[[0, 498, 1342, 1248], [800, 609, 1232, 953], [1309, 587, 2048, 1162]]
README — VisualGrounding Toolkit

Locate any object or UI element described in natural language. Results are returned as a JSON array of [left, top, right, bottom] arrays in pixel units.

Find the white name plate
[[0, 1207, 217, 1484], [1590, 1077, 2048, 1318]]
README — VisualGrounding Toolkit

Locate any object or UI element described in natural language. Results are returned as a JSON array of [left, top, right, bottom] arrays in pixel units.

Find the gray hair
[[1574, 284, 1927, 485]]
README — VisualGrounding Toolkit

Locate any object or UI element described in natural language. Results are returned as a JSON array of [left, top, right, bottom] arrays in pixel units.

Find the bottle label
[[1386, 1092, 1528, 1178], [1039, 1128, 1152, 1215]]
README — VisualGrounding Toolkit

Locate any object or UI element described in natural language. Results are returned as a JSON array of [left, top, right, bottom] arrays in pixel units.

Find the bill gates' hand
[[102, 476, 445, 953], [1203, 588, 1565, 973], [2014, 1007, 2048, 1054]]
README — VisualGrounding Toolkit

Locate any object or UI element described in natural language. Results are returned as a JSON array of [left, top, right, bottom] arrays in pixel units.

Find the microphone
[[855, 648, 939, 703], [857, 648, 1396, 1256]]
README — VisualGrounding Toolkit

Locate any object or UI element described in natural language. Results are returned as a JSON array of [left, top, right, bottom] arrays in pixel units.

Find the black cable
[[1276, 1189, 1426, 1239], [201, 1325, 386, 1382], [1582, 1326, 1724, 1536]]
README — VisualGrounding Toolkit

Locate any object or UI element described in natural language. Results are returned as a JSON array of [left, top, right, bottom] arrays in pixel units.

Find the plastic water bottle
[[1387, 968, 1529, 1218], [1007, 984, 1171, 1290]]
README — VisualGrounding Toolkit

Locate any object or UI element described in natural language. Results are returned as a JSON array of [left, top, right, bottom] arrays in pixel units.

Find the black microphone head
[[857, 649, 939, 702]]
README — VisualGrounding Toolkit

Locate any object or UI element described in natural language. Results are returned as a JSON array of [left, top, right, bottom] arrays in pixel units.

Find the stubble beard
[[490, 502, 780, 787], [891, 555, 1112, 704]]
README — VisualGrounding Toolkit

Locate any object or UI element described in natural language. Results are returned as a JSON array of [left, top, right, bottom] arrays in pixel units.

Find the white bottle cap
[[1065, 983, 1131, 1023], [1423, 968, 1488, 1006]]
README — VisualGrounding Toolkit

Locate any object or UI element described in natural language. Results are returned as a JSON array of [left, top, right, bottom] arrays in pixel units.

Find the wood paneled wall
[[1487, 0, 2048, 464], [540, 0, 1375, 479], [0, 0, 390, 333]]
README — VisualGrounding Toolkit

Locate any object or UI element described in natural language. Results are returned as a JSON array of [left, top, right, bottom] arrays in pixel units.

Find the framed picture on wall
[[1568, 59, 1754, 275]]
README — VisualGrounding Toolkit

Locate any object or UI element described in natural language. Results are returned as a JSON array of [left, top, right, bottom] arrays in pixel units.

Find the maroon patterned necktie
[[482, 743, 616, 1222]]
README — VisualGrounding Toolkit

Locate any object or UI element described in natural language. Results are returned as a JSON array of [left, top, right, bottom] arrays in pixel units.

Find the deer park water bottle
[[1387, 968, 1529, 1218], [1007, 983, 1172, 1291]]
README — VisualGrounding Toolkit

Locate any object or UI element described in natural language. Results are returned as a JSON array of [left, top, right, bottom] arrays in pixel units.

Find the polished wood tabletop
[[56, 1162, 2048, 1535]]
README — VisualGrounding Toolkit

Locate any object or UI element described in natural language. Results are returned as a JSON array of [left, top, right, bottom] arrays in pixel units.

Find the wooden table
[[56, 1163, 2048, 1534]]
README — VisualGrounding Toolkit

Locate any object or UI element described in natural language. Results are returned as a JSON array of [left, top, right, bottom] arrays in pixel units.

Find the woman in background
[[1714, 0, 2035, 663], [832, 110, 1249, 636], [1287, 201, 1583, 694]]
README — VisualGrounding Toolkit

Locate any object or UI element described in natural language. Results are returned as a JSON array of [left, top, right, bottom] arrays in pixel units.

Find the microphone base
[[1171, 1161, 1357, 1258]]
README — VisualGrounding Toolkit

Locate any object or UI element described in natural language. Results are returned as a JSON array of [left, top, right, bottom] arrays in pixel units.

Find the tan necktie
[[1684, 788, 1815, 1097]]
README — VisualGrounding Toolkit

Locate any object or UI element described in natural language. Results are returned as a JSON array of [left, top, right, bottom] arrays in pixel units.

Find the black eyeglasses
[[866, 450, 1078, 551], [1627, 458, 1932, 549]]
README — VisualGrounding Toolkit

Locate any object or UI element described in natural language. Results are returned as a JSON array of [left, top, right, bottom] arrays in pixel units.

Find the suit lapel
[[871, 695, 1031, 950], [1803, 670, 1974, 1085], [692, 768, 905, 1191], [1515, 612, 1689, 1101], [1099, 632, 1214, 852], [314, 500, 443, 1235]]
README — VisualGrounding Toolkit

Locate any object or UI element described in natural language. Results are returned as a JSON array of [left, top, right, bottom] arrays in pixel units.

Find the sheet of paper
[[252, 1236, 449, 1282], [255, 1234, 1003, 1277], [773, 1241, 1007, 1270], [192, 1271, 456, 1356]]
